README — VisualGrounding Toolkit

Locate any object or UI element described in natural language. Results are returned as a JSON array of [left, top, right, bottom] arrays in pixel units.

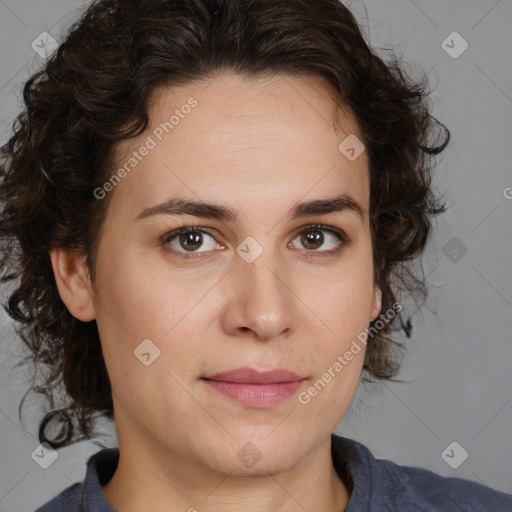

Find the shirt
[[35, 433, 512, 511]]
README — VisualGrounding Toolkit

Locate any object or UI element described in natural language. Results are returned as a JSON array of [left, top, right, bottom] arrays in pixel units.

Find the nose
[[221, 255, 296, 341]]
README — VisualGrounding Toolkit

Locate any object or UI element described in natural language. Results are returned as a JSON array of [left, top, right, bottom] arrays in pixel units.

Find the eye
[[161, 223, 348, 259], [289, 224, 347, 255], [162, 227, 224, 256]]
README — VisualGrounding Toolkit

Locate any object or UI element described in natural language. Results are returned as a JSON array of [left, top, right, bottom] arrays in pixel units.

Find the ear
[[50, 249, 96, 322], [369, 286, 382, 322]]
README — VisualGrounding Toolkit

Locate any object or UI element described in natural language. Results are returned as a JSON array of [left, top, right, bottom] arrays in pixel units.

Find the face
[[72, 72, 381, 476]]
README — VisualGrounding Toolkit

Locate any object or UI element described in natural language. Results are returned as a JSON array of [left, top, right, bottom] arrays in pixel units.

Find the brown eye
[[178, 231, 203, 251], [163, 227, 220, 255], [291, 225, 347, 255], [300, 230, 324, 250]]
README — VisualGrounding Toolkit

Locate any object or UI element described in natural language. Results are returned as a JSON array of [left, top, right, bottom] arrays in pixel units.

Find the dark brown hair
[[0, 0, 449, 448]]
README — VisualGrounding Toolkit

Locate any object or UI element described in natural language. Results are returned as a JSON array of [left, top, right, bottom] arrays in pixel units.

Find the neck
[[102, 435, 350, 512]]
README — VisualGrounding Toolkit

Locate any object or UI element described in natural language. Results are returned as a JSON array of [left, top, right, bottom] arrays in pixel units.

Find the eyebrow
[[134, 193, 365, 223]]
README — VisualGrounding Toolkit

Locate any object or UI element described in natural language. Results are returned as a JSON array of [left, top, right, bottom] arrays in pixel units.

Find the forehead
[[107, 72, 370, 222]]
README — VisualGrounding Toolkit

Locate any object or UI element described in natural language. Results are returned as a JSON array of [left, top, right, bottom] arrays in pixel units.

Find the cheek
[[303, 250, 375, 336], [298, 272, 373, 404], [92, 243, 194, 334], [91, 250, 213, 379], [295, 250, 375, 387]]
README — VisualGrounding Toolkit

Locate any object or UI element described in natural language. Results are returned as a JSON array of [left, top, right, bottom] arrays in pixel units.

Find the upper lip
[[202, 367, 305, 384]]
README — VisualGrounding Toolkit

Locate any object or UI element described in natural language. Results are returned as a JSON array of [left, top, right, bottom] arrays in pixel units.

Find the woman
[[0, 0, 510, 510]]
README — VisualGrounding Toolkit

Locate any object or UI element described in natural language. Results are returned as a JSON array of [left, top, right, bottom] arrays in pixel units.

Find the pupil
[[180, 232, 202, 251], [302, 230, 323, 249]]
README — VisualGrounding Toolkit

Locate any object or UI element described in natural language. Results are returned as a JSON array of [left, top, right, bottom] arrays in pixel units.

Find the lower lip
[[202, 379, 305, 407]]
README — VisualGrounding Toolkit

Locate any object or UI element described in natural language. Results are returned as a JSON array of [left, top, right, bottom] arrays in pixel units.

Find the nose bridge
[[225, 247, 294, 340]]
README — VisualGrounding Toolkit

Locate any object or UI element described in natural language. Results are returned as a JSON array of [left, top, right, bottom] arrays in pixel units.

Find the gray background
[[0, 0, 511, 510]]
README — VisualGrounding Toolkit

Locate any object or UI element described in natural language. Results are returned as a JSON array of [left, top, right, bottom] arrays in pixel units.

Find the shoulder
[[332, 434, 512, 511], [34, 483, 82, 512], [384, 457, 512, 511], [34, 448, 119, 512]]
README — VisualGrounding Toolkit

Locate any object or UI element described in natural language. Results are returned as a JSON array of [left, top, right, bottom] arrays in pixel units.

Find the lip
[[201, 367, 306, 407], [204, 367, 304, 384]]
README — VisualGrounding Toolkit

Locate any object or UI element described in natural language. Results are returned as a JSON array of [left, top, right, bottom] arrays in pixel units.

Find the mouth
[[201, 367, 307, 407]]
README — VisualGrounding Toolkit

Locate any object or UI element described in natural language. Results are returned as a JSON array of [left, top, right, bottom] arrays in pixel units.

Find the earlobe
[[50, 249, 96, 322], [370, 286, 382, 322]]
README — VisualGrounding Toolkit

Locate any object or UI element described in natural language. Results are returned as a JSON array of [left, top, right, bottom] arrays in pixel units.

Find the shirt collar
[[81, 448, 118, 511]]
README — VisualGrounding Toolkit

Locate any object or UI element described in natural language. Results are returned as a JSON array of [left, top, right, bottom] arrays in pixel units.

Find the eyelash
[[161, 223, 349, 259]]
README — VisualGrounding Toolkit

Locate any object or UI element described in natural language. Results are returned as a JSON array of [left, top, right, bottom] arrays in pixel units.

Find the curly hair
[[0, 0, 449, 449]]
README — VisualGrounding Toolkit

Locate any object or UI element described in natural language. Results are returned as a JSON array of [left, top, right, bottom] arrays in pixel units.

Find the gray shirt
[[35, 434, 512, 511]]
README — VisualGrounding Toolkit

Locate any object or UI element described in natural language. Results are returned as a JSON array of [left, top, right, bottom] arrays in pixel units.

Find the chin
[[202, 433, 307, 477]]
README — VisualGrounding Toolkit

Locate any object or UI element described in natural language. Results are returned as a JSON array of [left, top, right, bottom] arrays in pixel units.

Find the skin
[[51, 72, 382, 512]]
